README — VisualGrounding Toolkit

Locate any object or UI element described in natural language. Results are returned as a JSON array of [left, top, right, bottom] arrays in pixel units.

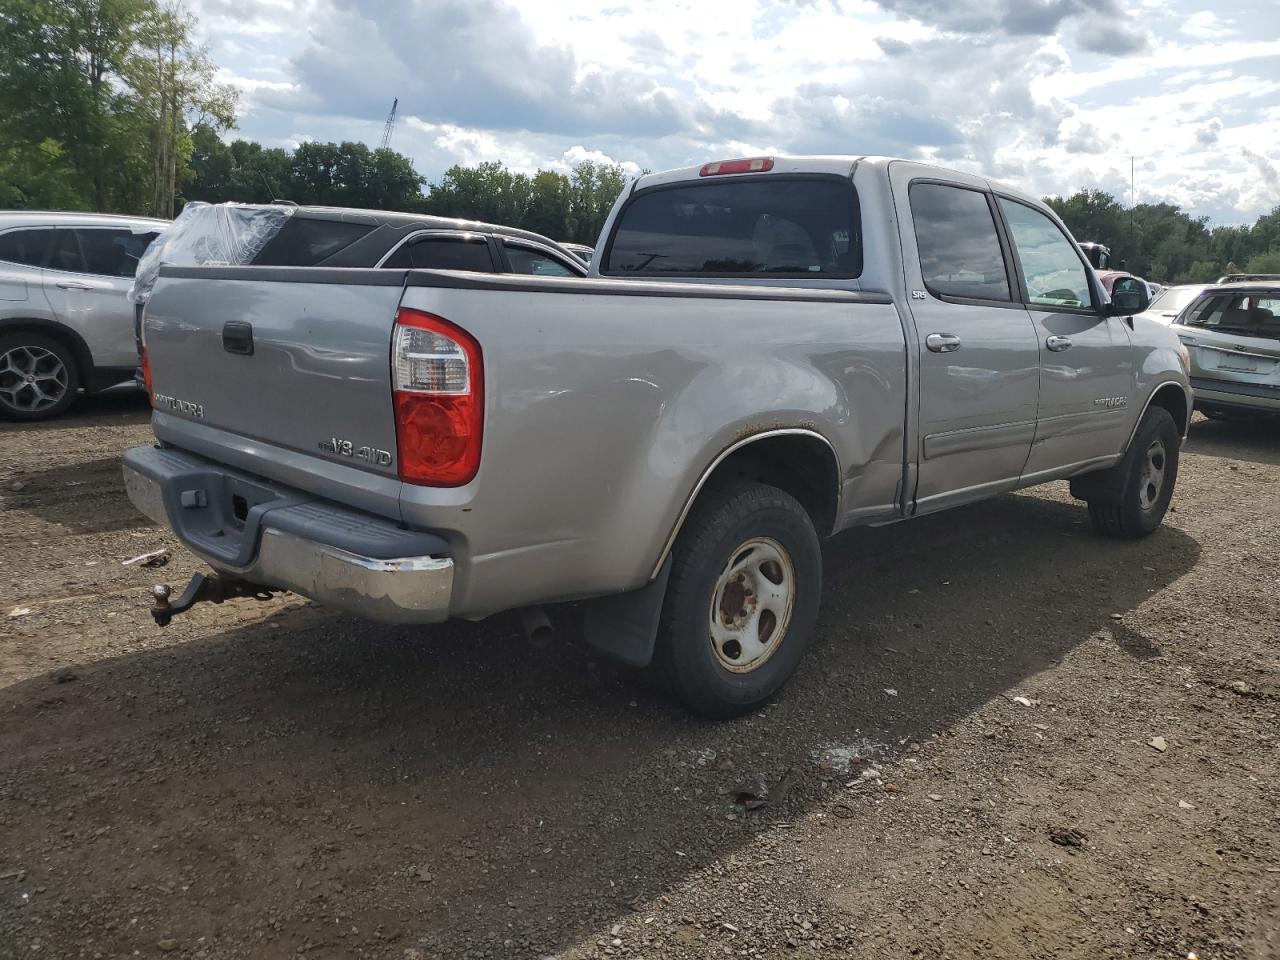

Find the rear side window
[[603, 177, 861, 277], [77, 229, 160, 277], [254, 217, 373, 266], [910, 183, 1010, 302], [0, 228, 55, 267], [504, 245, 578, 277], [382, 237, 495, 271]]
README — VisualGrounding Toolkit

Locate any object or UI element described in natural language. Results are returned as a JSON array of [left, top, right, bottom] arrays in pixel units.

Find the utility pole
[[379, 98, 398, 150], [1130, 155, 1135, 208]]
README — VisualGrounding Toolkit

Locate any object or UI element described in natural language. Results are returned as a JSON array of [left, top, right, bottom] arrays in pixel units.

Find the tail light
[[141, 347, 154, 406], [392, 307, 483, 486]]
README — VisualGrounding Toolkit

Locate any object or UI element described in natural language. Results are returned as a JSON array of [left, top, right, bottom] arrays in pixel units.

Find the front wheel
[[654, 481, 822, 718], [1078, 407, 1180, 539]]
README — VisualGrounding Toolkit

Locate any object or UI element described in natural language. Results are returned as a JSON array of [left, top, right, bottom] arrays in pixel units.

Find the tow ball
[[149, 573, 279, 627]]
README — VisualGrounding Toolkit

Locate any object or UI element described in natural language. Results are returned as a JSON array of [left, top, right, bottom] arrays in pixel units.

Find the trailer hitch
[[150, 573, 279, 627]]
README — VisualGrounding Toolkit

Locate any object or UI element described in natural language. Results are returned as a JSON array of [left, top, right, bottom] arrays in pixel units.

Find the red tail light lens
[[391, 308, 483, 486], [699, 157, 774, 176], [141, 347, 154, 406]]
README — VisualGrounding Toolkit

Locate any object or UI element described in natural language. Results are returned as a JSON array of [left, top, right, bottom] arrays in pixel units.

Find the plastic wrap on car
[[128, 202, 295, 304]]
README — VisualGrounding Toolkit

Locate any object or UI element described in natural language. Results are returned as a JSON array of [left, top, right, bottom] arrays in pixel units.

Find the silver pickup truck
[[124, 156, 1192, 717]]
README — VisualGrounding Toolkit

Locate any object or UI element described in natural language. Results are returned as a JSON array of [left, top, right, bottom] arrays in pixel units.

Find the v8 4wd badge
[[319, 437, 393, 466]]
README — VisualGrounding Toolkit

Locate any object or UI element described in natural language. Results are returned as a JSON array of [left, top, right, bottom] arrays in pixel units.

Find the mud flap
[[578, 555, 673, 668]]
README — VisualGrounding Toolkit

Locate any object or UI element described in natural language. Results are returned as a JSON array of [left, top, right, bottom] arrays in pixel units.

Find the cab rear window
[[603, 177, 861, 278]]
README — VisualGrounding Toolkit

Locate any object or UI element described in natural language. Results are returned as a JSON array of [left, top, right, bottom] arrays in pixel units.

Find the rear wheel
[[654, 481, 821, 718], [0, 333, 79, 421], [1077, 407, 1180, 539]]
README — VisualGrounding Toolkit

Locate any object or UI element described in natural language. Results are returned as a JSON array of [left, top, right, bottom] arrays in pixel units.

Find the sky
[[189, 0, 1280, 225]]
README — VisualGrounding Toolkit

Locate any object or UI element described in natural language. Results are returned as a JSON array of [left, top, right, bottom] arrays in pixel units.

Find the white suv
[[0, 211, 166, 420]]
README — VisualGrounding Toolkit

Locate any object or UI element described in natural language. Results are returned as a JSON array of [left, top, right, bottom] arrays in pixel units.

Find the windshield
[[1183, 291, 1280, 340], [1148, 285, 1203, 314]]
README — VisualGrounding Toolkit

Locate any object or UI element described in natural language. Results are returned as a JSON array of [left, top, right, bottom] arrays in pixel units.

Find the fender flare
[[649, 427, 841, 580], [1126, 380, 1192, 449]]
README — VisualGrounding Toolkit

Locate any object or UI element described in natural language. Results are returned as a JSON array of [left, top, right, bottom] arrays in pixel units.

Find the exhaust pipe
[[519, 606, 554, 647]]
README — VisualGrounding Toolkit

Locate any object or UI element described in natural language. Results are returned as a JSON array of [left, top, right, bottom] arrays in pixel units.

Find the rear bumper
[[123, 445, 454, 624], [1190, 377, 1280, 413]]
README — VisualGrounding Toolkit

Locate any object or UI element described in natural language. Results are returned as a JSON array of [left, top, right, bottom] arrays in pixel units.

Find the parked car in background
[[0, 211, 165, 420], [126, 155, 1190, 717], [1138, 283, 1210, 324], [1173, 281, 1280, 419], [130, 204, 590, 378], [1095, 269, 1150, 304], [561, 242, 595, 264], [1079, 241, 1115, 270]]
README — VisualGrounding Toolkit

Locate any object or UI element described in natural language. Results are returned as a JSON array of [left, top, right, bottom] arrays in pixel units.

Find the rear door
[[889, 164, 1040, 512], [43, 226, 160, 370], [993, 196, 1134, 476]]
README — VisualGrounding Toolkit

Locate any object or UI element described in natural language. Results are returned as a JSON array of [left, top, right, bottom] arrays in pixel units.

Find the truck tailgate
[[143, 267, 407, 509]]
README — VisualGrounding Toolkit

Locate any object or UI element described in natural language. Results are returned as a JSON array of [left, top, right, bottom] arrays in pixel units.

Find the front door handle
[[926, 333, 961, 353], [1046, 335, 1072, 352], [55, 280, 92, 291]]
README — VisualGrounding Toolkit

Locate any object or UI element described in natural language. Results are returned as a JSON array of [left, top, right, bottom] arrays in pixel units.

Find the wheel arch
[[0, 317, 93, 387], [650, 428, 840, 580], [1130, 380, 1191, 447]]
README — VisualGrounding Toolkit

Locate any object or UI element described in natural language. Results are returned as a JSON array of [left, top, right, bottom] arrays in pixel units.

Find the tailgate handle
[[222, 321, 254, 356]]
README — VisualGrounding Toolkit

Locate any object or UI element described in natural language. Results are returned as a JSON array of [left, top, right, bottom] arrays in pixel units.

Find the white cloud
[[191, 0, 1280, 225]]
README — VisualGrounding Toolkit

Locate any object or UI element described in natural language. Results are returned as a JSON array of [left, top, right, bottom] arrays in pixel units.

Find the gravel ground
[[1, 394, 1277, 960]]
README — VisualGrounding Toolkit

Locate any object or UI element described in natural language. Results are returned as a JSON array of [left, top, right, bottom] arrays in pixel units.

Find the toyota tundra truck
[[123, 156, 1193, 717]]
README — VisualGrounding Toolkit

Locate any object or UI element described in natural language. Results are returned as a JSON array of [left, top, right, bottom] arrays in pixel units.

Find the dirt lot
[[1, 394, 1277, 960]]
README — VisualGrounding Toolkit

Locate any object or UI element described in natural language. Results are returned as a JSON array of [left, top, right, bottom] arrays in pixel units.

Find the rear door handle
[[55, 280, 91, 291], [926, 333, 961, 353], [1046, 335, 1072, 352]]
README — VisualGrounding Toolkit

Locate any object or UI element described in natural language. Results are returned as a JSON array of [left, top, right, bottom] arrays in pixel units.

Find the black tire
[[0, 332, 80, 422], [654, 481, 822, 718], [1077, 407, 1180, 539]]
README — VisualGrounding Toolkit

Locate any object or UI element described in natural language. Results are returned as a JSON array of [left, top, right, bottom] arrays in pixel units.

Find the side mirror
[[1108, 284, 1149, 316]]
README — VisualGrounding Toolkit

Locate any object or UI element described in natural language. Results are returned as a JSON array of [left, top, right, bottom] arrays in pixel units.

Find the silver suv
[[1173, 281, 1280, 418], [0, 211, 166, 420]]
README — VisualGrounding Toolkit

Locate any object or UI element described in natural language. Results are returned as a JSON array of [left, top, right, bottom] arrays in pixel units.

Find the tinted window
[[383, 237, 494, 271], [47, 231, 85, 273], [909, 184, 1010, 301], [604, 178, 860, 277], [505, 245, 578, 277], [997, 199, 1092, 309], [77, 229, 160, 277], [0, 228, 55, 267], [254, 217, 373, 266], [1184, 293, 1280, 340]]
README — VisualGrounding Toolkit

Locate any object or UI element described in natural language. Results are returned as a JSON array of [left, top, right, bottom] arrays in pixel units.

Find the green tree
[[1244, 249, 1280, 274], [131, 2, 237, 217]]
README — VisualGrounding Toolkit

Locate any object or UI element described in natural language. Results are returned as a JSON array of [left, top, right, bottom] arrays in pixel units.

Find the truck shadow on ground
[[1185, 414, 1280, 466], [3, 455, 152, 534], [0, 490, 1200, 958]]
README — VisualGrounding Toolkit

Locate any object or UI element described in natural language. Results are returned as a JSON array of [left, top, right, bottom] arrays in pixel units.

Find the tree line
[[1047, 190, 1280, 283], [185, 129, 630, 245]]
